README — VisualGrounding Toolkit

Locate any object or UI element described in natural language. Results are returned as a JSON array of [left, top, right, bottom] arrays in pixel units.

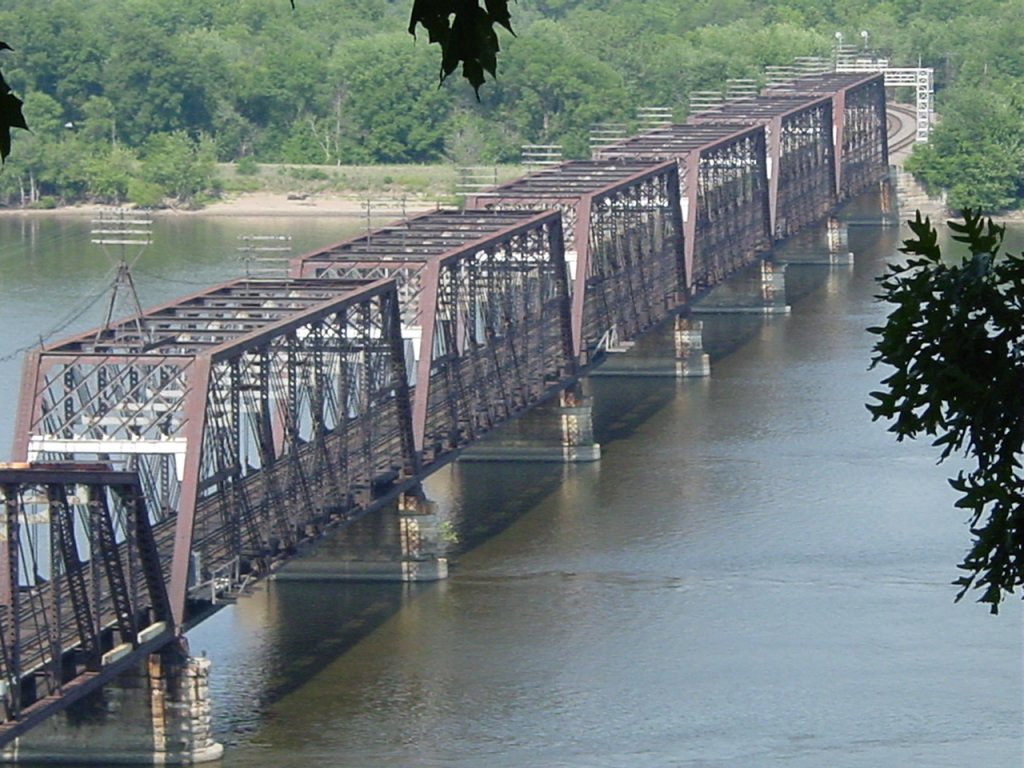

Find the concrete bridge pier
[[274, 490, 448, 582], [758, 261, 788, 311], [825, 217, 855, 265], [459, 384, 601, 462], [674, 316, 711, 378], [0, 647, 222, 765], [587, 315, 710, 379], [693, 259, 791, 316], [773, 217, 854, 267]]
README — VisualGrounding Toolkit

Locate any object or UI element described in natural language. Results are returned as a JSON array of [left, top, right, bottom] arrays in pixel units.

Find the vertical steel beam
[[767, 115, 782, 240], [570, 195, 593, 361], [683, 150, 700, 290], [412, 260, 441, 454], [168, 356, 211, 631], [832, 89, 846, 199], [11, 350, 41, 461], [0, 484, 19, 703]]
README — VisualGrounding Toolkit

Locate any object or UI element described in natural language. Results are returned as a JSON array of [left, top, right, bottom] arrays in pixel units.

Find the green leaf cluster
[[0, 0, 1022, 205], [408, 0, 514, 92], [905, 88, 1024, 213], [868, 211, 1024, 612]]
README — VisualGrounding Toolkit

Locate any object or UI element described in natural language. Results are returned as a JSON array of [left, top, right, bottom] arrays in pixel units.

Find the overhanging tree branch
[[408, 0, 515, 93], [868, 211, 1024, 613], [0, 42, 29, 163]]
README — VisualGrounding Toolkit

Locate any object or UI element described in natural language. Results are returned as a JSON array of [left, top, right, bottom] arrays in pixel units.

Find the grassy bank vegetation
[[218, 162, 527, 206], [1, 0, 1022, 211]]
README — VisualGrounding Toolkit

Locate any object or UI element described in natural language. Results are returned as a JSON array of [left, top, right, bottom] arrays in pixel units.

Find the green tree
[[139, 130, 220, 205], [488, 20, 631, 158], [81, 143, 137, 202], [905, 87, 1024, 213], [868, 211, 1024, 613], [0, 41, 28, 164], [329, 34, 454, 163], [1, 91, 65, 203]]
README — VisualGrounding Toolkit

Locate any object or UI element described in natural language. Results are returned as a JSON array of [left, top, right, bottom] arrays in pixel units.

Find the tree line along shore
[[0, 0, 1022, 213]]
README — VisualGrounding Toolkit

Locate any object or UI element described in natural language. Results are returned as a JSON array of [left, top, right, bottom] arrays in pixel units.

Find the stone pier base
[[674, 317, 711, 378], [758, 261, 789, 314], [591, 316, 710, 379], [0, 652, 222, 765], [275, 496, 449, 582], [693, 260, 791, 315], [460, 388, 600, 462]]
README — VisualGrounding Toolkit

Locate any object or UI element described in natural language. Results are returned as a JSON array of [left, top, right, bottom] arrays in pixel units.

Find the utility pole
[[91, 208, 152, 341]]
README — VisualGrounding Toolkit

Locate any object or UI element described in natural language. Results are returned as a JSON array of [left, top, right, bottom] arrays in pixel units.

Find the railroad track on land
[[887, 103, 919, 156]]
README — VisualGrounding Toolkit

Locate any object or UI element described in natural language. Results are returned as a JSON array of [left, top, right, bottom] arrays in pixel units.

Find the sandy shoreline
[[3, 190, 1023, 224], [0, 192, 441, 218]]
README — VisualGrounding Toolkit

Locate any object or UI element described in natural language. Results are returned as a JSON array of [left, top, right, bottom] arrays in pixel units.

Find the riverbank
[[0, 191, 443, 219]]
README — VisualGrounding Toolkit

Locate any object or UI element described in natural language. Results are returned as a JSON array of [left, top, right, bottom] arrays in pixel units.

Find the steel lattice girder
[[594, 124, 772, 292], [465, 159, 685, 360], [688, 95, 837, 240], [0, 466, 173, 739], [12, 278, 416, 629], [290, 209, 576, 459], [762, 72, 889, 199]]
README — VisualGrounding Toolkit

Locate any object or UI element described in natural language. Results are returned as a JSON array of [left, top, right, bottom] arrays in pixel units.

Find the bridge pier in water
[[275, 491, 449, 582], [589, 316, 711, 379], [460, 385, 601, 463], [692, 259, 791, 316], [773, 217, 855, 266], [0, 650, 221, 765]]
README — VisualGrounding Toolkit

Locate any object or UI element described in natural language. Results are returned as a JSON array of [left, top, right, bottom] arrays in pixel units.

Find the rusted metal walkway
[[0, 71, 889, 746]]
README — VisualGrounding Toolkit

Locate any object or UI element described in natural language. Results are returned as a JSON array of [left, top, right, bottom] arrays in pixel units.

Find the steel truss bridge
[[0, 71, 889, 745]]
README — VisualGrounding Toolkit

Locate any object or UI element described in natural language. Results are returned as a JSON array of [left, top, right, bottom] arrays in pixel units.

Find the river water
[[0, 207, 1020, 767]]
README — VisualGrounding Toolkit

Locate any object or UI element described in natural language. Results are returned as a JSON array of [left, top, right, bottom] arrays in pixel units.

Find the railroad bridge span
[[0, 71, 890, 762]]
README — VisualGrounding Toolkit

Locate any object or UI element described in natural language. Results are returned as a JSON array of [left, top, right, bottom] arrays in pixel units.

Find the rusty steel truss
[[466, 159, 685, 362], [292, 209, 576, 462], [593, 124, 772, 294], [689, 95, 837, 240], [763, 72, 889, 200], [13, 277, 418, 631], [0, 466, 173, 742]]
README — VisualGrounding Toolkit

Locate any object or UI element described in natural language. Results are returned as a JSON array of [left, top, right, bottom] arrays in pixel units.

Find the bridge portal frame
[[465, 159, 685, 363], [594, 124, 772, 293], [688, 94, 837, 241], [291, 209, 576, 463], [0, 466, 175, 742], [12, 278, 416, 629]]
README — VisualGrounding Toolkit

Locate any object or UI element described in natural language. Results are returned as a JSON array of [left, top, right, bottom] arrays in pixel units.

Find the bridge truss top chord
[[466, 159, 685, 358]]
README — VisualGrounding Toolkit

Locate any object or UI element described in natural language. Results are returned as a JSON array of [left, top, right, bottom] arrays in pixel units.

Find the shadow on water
[[188, 198, 903, 743]]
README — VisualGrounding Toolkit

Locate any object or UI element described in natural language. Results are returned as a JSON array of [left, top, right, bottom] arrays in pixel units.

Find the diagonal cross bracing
[[465, 159, 685, 363], [594, 124, 772, 294], [0, 466, 172, 739], [291, 209, 577, 462], [12, 277, 417, 630], [762, 72, 889, 199], [688, 95, 837, 240]]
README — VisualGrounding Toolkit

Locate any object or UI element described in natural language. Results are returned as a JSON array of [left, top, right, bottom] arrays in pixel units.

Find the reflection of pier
[[0, 71, 890, 761]]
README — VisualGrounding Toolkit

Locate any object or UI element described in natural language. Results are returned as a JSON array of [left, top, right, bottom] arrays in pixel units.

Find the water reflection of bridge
[[0, 71, 889, 759]]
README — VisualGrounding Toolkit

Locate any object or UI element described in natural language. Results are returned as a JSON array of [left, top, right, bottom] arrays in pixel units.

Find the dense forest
[[0, 0, 1022, 210]]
